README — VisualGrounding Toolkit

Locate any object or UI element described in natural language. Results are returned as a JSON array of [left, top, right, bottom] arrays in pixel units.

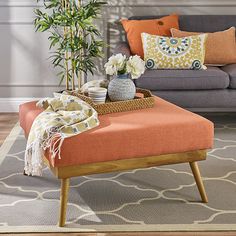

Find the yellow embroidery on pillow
[[141, 33, 207, 70]]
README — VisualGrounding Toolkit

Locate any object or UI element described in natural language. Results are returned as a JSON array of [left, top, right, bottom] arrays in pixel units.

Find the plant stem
[[34, 0, 106, 90], [77, 0, 82, 89], [62, 0, 69, 90], [70, 0, 75, 90]]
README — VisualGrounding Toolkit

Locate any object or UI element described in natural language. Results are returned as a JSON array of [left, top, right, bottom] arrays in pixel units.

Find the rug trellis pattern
[[0, 114, 236, 231]]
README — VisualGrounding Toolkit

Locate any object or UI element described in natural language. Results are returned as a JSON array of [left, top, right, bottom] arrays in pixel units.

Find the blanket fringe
[[24, 140, 44, 176], [24, 94, 99, 176], [24, 135, 64, 176], [50, 136, 64, 159]]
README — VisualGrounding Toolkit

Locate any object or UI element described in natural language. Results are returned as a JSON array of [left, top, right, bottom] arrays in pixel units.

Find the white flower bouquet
[[104, 53, 146, 79]]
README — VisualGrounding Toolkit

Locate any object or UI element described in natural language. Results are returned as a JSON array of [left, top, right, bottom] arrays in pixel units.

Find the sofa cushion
[[153, 90, 236, 108], [129, 15, 236, 33], [135, 66, 230, 90], [141, 33, 207, 70], [121, 14, 179, 58], [221, 64, 236, 88], [171, 27, 236, 65]]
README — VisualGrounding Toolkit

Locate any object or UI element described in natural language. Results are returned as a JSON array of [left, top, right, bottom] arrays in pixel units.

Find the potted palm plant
[[34, 0, 106, 91]]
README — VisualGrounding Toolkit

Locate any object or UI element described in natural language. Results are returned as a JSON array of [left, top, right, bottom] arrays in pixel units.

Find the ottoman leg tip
[[189, 161, 208, 203]]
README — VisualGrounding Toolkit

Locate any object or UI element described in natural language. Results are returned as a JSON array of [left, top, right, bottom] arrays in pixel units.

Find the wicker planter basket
[[70, 88, 155, 115]]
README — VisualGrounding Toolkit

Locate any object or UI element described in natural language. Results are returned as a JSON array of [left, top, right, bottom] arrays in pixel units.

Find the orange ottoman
[[19, 96, 214, 227]]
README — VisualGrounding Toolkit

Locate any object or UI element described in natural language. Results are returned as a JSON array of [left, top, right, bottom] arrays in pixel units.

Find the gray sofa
[[114, 15, 236, 111]]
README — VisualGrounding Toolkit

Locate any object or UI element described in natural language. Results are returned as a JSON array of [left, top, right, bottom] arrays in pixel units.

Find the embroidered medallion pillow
[[141, 33, 208, 70], [120, 14, 179, 59], [171, 27, 236, 65]]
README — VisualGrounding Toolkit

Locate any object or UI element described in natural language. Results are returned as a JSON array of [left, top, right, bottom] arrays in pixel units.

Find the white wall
[[0, 0, 236, 111]]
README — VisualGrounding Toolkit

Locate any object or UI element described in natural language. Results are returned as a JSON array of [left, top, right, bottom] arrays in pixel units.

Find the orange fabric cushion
[[121, 15, 179, 58], [19, 97, 213, 168], [19, 101, 43, 136], [171, 27, 236, 65]]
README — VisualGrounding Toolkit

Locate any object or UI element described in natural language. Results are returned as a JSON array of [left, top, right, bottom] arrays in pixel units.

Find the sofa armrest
[[113, 42, 131, 57]]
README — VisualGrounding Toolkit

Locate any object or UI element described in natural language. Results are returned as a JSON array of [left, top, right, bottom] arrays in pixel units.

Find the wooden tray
[[70, 88, 155, 115]]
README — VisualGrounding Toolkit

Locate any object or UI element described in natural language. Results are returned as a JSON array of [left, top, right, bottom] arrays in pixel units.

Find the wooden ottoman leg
[[59, 178, 70, 227], [189, 162, 208, 203]]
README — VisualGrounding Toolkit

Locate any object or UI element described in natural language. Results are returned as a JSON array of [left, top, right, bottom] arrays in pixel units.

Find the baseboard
[[0, 97, 42, 112]]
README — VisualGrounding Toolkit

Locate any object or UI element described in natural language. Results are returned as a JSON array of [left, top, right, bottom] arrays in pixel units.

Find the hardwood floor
[[1, 232, 236, 236], [0, 113, 235, 236], [0, 113, 19, 146]]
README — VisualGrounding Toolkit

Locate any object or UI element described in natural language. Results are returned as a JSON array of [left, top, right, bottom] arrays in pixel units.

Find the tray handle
[[136, 88, 153, 98], [71, 92, 95, 106]]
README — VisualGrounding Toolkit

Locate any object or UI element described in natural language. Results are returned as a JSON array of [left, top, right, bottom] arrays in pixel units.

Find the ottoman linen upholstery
[[20, 97, 213, 167], [19, 96, 214, 227]]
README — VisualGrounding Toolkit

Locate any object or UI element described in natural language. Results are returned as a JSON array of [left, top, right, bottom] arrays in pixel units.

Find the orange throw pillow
[[171, 27, 236, 65], [121, 14, 179, 58]]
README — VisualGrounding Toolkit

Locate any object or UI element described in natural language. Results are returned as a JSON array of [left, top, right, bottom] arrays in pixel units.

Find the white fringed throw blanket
[[24, 94, 99, 176]]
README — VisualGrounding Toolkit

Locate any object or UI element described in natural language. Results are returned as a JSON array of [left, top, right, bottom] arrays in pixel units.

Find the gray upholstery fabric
[[128, 15, 236, 33], [221, 64, 236, 89], [135, 67, 229, 90], [113, 42, 131, 57], [114, 15, 236, 109], [153, 90, 236, 108]]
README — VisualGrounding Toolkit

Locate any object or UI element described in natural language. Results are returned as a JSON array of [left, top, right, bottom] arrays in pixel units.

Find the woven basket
[[70, 88, 155, 115]]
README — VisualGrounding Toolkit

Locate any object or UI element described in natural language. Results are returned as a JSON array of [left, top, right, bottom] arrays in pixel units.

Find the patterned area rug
[[0, 114, 236, 233]]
